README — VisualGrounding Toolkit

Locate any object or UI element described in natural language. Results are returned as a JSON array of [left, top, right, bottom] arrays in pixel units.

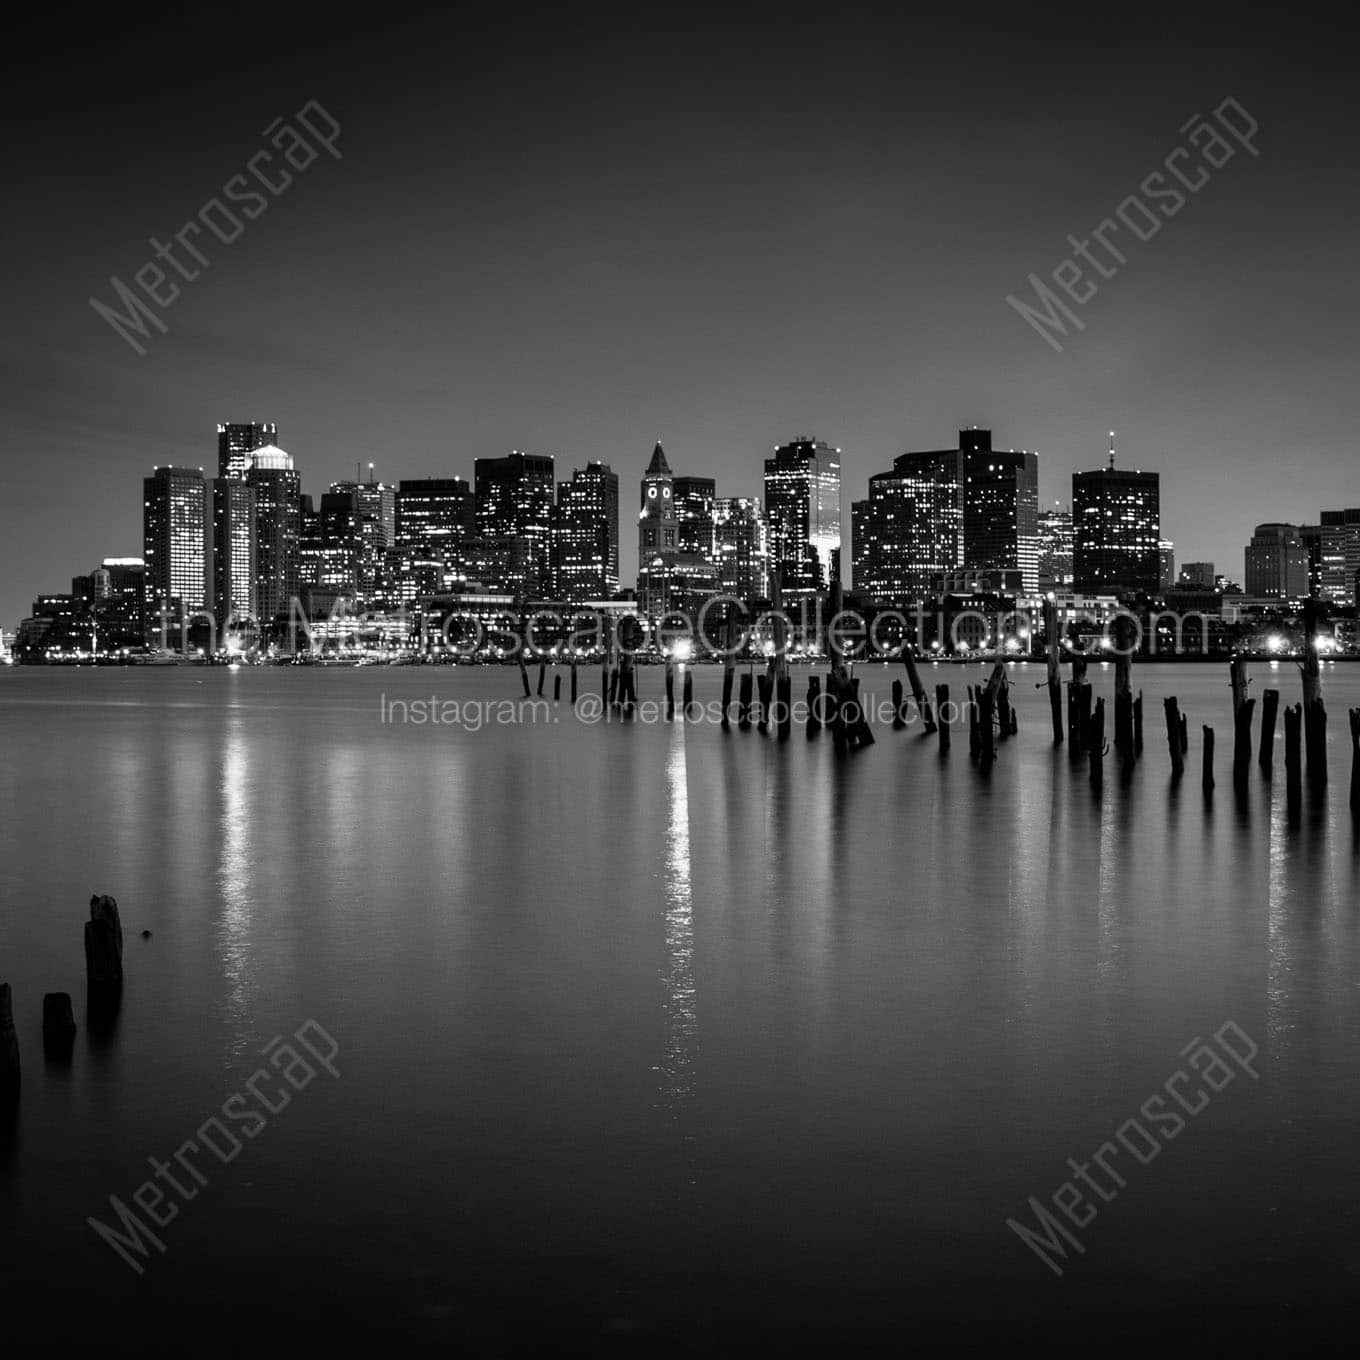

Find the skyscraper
[[211, 477, 257, 630], [555, 461, 619, 601], [355, 477, 396, 602], [1244, 524, 1309, 600], [396, 479, 475, 560], [474, 451, 555, 598], [1072, 446, 1161, 596], [1318, 508, 1360, 606], [960, 429, 1039, 593], [673, 476, 717, 565], [246, 444, 302, 626], [714, 497, 770, 604], [217, 422, 278, 481], [851, 449, 962, 601], [1037, 501, 1074, 591], [143, 466, 207, 621], [764, 438, 841, 599]]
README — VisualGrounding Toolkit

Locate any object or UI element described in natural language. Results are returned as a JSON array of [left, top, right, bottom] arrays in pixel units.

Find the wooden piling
[[1180, 713, 1189, 755], [537, 658, 546, 697], [1350, 708, 1360, 815], [553, 673, 561, 703], [85, 894, 124, 989], [756, 671, 771, 733], [1230, 655, 1249, 717], [936, 683, 951, 753], [1284, 703, 1303, 814], [1234, 697, 1256, 789], [1133, 691, 1144, 756], [968, 686, 981, 761], [806, 674, 821, 737], [1088, 697, 1105, 790], [995, 670, 1012, 743], [1302, 597, 1327, 785], [1044, 597, 1064, 746], [1202, 726, 1215, 793], [683, 668, 695, 721], [777, 674, 791, 741], [848, 677, 875, 747], [903, 648, 936, 733], [0, 983, 18, 1084], [1164, 698, 1185, 779], [1259, 687, 1280, 775], [665, 658, 676, 722], [1114, 614, 1136, 760], [570, 659, 578, 704], [619, 653, 636, 718], [738, 671, 753, 730], [891, 679, 906, 730], [518, 653, 531, 698], [979, 685, 996, 767], [828, 672, 847, 754], [42, 992, 76, 1046]]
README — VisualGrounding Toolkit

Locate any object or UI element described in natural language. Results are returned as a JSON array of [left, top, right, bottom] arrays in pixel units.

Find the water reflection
[[657, 728, 697, 1130], [216, 716, 255, 1057]]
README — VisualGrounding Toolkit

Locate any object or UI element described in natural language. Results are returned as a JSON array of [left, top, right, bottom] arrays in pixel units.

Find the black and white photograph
[[3, 6, 1360, 1353]]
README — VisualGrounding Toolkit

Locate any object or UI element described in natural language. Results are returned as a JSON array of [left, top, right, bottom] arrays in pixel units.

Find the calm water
[[2, 661, 1359, 1352]]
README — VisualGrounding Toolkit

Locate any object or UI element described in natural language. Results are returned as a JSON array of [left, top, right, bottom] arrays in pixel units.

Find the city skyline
[[6, 11, 1360, 634]]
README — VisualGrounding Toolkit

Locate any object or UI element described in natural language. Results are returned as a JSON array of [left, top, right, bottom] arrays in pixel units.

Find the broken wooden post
[[978, 683, 996, 768], [1134, 692, 1144, 756], [936, 683, 951, 753], [619, 652, 636, 718], [847, 677, 875, 747], [995, 668, 1012, 743], [806, 674, 821, 737], [1233, 697, 1256, 791], [968, 686, 981, 761], [43, 992, 76, 1049], [570, 659, 578, 704], [1284, 703, 1303, 816], [1044, 598, 1064, 745], [537, 658, 546, 697], [0, 984, 18, 1085], [756, 670, 771, 733], [1113, 614, 1136, 760], [1088, 697, 1106, 790], [518, 653, 531, 698], [683, 667, 695, 721], [1202, 726, 1215, 794], [1180, 713, 1189, 755], [1302, 596, 1327, 785], [85, 894, 124, 989], [553, 673, 562, 703], [827, 671, 847, 754], [903, 648, 936, 733], [665, 657, 676, 722], [1230, 655, 1249, 717], [738, 671, 753, 731], [720, 612, 736, 729], [1350, 708, 1360, 816], [1259, 687, 1280, 775], [891, 679, 906, 730], [1164, 698, 1185, 779]]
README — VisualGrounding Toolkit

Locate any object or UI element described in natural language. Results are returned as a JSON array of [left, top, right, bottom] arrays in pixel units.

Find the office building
[[1072, 447, 1161, 596], [474, 451, 555, 598], [211, 477, 257, 630], [143, 466, 207, 620], [555, 462, 619, 601], [246, 444, 302, 626], [1244, 524, 1309, 600], [217, 422, 278, 481], [764, 437, 841, 599]]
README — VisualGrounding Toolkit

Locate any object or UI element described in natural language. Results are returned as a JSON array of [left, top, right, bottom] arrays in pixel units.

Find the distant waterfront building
[[211, 477, 257, 630], [1299, 527, 1323, 598], [1318, 508, 1360, 606], [355, 478, 396, 602], [1159, 540, 1176, 594], [673, 476, 717, 564], [1072, 445, 1161, 596], [318, 483, 364, 593], [1245, 524, 1311, 601], [1179, 561, 1216, 589], [143, 466, 207, 621], [246, 445, 302, 626], [1037, 501, 1074, 591], [714, 497, 770, 604], [474, 451, 555, 598], [960, 429, 1039, 594], [764, 438, 841, 599], [102, 557, 147, 640], [396, 478, 474, 563], [555, 461, 619, 601], [217, 422, 277, 481]]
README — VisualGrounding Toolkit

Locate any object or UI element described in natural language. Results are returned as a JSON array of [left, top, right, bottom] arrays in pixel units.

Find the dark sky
[[3, 6, 1357, 626]]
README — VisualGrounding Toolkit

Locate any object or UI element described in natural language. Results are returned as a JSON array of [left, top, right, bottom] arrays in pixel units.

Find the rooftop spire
[[1108, 430, 1116, 469], [645, 441, 672, 476]]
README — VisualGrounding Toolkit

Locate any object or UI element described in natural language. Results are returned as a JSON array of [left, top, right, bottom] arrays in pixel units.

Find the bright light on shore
[[671, 640, 692, 662]]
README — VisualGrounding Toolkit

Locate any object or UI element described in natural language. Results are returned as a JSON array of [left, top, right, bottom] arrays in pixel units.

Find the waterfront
[[2, 662, 1360, 1351]]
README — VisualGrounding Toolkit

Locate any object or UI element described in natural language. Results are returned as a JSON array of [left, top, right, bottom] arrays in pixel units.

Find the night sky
[[3, 8, 1357, 627]]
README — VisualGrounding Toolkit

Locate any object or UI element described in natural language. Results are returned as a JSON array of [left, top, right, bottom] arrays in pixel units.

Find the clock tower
[[638, 441, 678, 612]]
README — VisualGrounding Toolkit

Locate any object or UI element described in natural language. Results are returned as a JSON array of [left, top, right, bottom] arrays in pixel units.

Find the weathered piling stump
[[619, 654, 636, 718], [607, 665, 620, 707], [1114, 614, 1136, 760], [996, 678, 1012, 744], [1087, 697, 1106, 790], [0, 984, 19, 1084], [1134, 691, 1144, 757], [1230, 656, 1249, 717], [1302, 597, 1327, 785], [665, 659, 676, 722], [1164, 698, 1185, 779], [936, 683, 951, 753], [756, 672, 771, 733], [85, 894, 124, 989], [1259, 687, 1280, 775], [43, 992, 76, 1049], [891, 679, 906, 731], [1202, 726, 1215, 795], [553, 673, 561, 703], [979, 686, 996, 768], [827, 671, 848, 754], [1233, 697, 1256, 791], [1180, 713, 1189, 755], [1285, 703, 1303, 816], [903, 649, 936, 733], [537, 659, 546, 697], [570, 659, 578, 704], [1349, 708, 1360, 815], [806, 674, 821, 737], [848, 677, 875, 747], [1044, 598, 1064, 746], [738, 671, 753, 730], [684, 668, 696, 722], [776, 674, 791, 740], [518, 654, 531, 698], [968, 686, 981, 761]]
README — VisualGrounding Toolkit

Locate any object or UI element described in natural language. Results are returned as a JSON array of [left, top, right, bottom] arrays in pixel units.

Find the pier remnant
[[1233, 696, 1257, 791], [0, 984, 18, 1084], [1044, 598, 1064, 745], [1259, 687, 1280, 775], [1164, 698, 1185, 779], [1202, 726, 1215, 795], [936, 684, 951, 754], [43, 992, 76, 1048], [85, 894, 124, 989], [1284, 703, 1303, 817], [1302, 597, 1327, 785], [1088, 697, 1106, 790], [1350, 709, 1360, 815], [903, 648, 936, 733]]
